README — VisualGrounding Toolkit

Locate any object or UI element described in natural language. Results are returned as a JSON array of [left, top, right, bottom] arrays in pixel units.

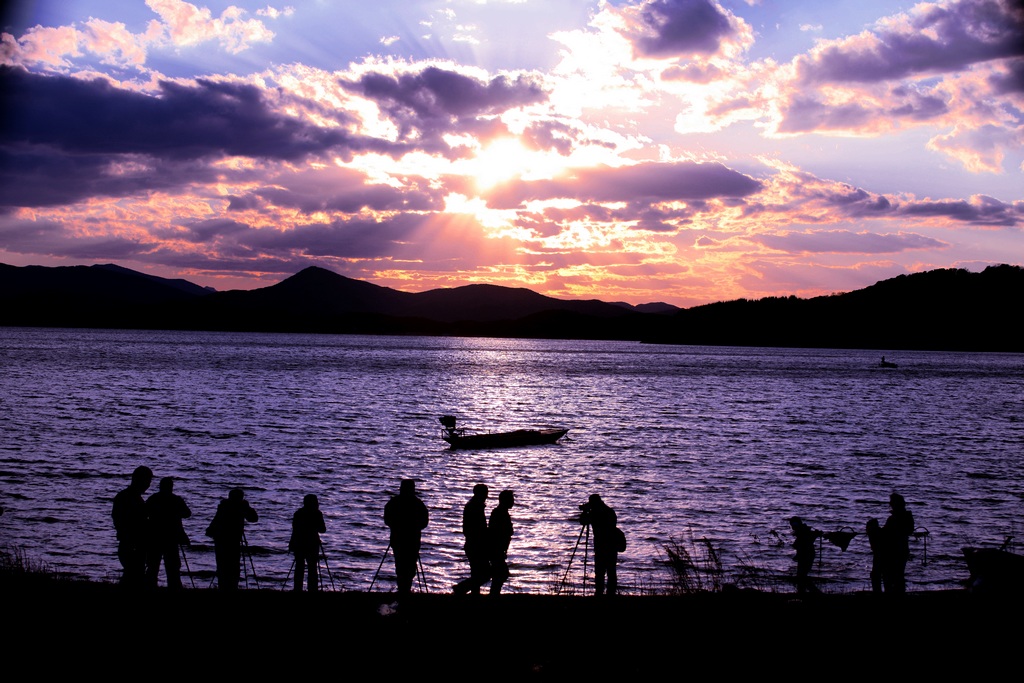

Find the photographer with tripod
[[206, 488, 258, 591], [289, 494, 326, 592], [580, 494, 619, 596]]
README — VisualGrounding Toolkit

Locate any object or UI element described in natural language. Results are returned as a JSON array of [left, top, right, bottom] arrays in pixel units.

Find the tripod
[[285, 539, 337, 591], [558, 523, 590, 595], [368, 542, 429, 593], [178, 543, 197, 589], [210, 531, 259, 589]]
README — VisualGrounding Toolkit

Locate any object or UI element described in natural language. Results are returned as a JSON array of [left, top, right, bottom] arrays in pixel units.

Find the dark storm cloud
[[243, 214, 427, 259], [486, 161, 762, 209], [0, 66, 400, 208], [255, 184, 441, 214], [172, 219, 251, 244], [626, 0, 738, 58], [343, 66, 547, 143], [796, 0, 1024, 84], [0, 66, 367, 161], [897, 195, 1021, 226], [0, 146, 221, 208], [752, 230, 945, 254], [989, 57, 1024, 93], [0, 217, 157, 258]]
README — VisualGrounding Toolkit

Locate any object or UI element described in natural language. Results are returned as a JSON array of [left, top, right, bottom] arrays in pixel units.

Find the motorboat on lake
[[962, 540, 1024, 594], [879, 356, 898, 368], [439, 415, 568, 450]]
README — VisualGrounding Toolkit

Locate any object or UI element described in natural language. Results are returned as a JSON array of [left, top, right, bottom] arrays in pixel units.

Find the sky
[[1, 0, 1022, 307]]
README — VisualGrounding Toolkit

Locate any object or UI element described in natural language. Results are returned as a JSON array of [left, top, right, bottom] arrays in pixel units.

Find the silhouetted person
[[384, 479, 429, 596], [112, 465, 153, 588], [866, 517, 883, 594], [789, 516, 821, 594], [453, 484, 490, 595], [290, 494, 326, 592], [206, 488, 258, 591], [882, 492, 915, 595], [580, 493, 618, 596], [145, 476, 192, 590], [488, 489, 515, 595]]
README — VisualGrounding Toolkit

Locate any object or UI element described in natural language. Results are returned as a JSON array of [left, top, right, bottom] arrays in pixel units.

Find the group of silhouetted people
[[115, 470, 919, 598], [449, 484, 517, 596], [113, 465, 321, 592], [112, 466, 193, 590], [789, 492, 917, 595]]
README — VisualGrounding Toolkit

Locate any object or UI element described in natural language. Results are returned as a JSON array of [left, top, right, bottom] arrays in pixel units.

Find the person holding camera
[[145, 476, 192, 590], [290, 494, 326, 592], [580, 494, 618, 596], [384, 478, 429, 596], [207, 488, 258, 591]]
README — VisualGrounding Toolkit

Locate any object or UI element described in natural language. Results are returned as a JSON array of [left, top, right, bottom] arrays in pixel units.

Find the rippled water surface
[[1, 328, 1021, 594]]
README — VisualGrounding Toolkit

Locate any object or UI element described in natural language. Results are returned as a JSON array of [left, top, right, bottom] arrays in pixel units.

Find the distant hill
[[1, 262, 1021, 351], [648, 264, 1023, 352]]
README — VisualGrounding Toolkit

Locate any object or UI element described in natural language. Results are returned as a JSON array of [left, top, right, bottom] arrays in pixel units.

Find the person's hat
[[589, 494, 602, 504], [400, 479, 416, 494]]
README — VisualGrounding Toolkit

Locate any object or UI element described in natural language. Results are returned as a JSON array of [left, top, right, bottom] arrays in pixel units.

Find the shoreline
[[6, 574, 1019, 676]]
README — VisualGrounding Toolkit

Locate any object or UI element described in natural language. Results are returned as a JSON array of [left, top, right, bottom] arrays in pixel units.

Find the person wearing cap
[[207, 487, 258, 591], [453, 484, 490, 595], [882, 492, 915, 594], [290, 494, 326, 592], [384, 479, 429, 596], [580, 493, 619, 596], [145, 476, 192, 590], [112, 465, 153, 588]]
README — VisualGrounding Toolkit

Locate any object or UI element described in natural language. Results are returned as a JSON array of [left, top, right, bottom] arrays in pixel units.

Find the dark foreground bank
[[5, 575, 1019, 678]]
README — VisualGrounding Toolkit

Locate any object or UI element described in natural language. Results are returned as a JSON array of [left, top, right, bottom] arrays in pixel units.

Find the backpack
[[613, 526, 627, 553]]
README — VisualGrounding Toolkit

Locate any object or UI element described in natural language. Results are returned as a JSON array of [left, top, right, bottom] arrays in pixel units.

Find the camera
[[579, 502, 592, 512]]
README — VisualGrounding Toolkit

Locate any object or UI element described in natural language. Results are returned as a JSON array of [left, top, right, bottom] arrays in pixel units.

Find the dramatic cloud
[[795, 0, 1024, 84], [617, 0, 752, 59], [486, 161, 762, 208], [0, 1, 1019, 305]]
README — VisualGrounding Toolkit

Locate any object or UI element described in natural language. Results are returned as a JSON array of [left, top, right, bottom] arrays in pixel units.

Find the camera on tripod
[[578, 502, 592, 513]]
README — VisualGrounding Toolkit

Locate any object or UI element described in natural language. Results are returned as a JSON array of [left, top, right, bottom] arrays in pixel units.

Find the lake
[[1, 327, 1021, 594]]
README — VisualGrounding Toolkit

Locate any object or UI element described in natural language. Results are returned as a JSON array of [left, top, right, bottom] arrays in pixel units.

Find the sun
[[472, 137, 542, 189]]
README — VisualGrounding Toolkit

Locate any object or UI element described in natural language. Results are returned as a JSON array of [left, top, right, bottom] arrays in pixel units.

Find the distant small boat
[[439, 415, 568, 450], [879, 356, 898, 368]]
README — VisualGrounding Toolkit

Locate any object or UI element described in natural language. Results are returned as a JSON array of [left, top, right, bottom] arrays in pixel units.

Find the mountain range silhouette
[[1, 262, 1020, 352]]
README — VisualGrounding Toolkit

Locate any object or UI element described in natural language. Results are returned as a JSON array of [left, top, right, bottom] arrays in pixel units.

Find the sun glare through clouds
[[0, 0, 1020, 306]]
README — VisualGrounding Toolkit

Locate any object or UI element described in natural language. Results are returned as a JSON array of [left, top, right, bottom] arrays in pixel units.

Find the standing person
[[882, 492, 915, 595], [865, 517, 884, 594], [145, 476, 192, 590], [383, 479, 429, 596], [206, 488, 258, 591], [488, 489, 515, 595], [453, 484, 490, 595], [580, 493, 619, 596], [789, 516, 821, 594], [111, 465, 153, 588], [289, 494, 326, 592]]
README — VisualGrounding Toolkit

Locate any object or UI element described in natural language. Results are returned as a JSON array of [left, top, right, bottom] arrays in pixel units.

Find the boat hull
[[444, 428, 568, 450], [962, 546, 1024, 594]]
